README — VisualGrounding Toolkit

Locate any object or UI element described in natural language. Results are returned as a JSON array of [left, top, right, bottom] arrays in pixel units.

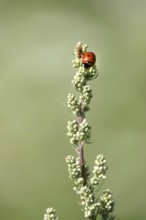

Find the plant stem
[[77, 105, 87, 186], [79, 141, 87, 185]]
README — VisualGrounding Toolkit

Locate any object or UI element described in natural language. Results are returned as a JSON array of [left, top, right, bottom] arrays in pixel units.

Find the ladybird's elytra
[[82, 52, 96, 68]]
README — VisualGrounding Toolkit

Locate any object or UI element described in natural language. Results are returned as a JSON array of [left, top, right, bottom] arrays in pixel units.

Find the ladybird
[[82, 52, 96, 68]]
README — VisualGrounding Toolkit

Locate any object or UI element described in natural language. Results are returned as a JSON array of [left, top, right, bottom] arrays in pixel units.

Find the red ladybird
[[82, 52, 96, 68]]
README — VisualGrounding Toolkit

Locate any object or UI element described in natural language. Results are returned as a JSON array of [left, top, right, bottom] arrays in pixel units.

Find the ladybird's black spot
[[83, 62, 91, 68]]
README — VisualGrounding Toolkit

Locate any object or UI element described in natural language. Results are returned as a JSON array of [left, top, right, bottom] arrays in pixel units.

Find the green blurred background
[[0, 0, 146, 219]]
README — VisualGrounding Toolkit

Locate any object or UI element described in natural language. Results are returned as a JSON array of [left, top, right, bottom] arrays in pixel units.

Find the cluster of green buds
[[67, 84, 93, 114], [65, 153, 115, 220], [68, 42, 98, 116], [72, 42, 87, 68], [90, 154, 108, 186], [67, 118, 91, 146], [43, 208, 59, 220], [66, 155, 98, 219], [66, 155, 85, 187], [98, 189, 115, 220]]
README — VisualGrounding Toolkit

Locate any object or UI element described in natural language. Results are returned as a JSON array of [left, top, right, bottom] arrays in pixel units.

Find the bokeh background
[[0, 0, 146, 220]]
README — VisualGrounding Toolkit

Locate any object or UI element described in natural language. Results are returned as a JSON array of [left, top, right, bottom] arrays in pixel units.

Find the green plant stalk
[[76, 107, 87, 185]]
